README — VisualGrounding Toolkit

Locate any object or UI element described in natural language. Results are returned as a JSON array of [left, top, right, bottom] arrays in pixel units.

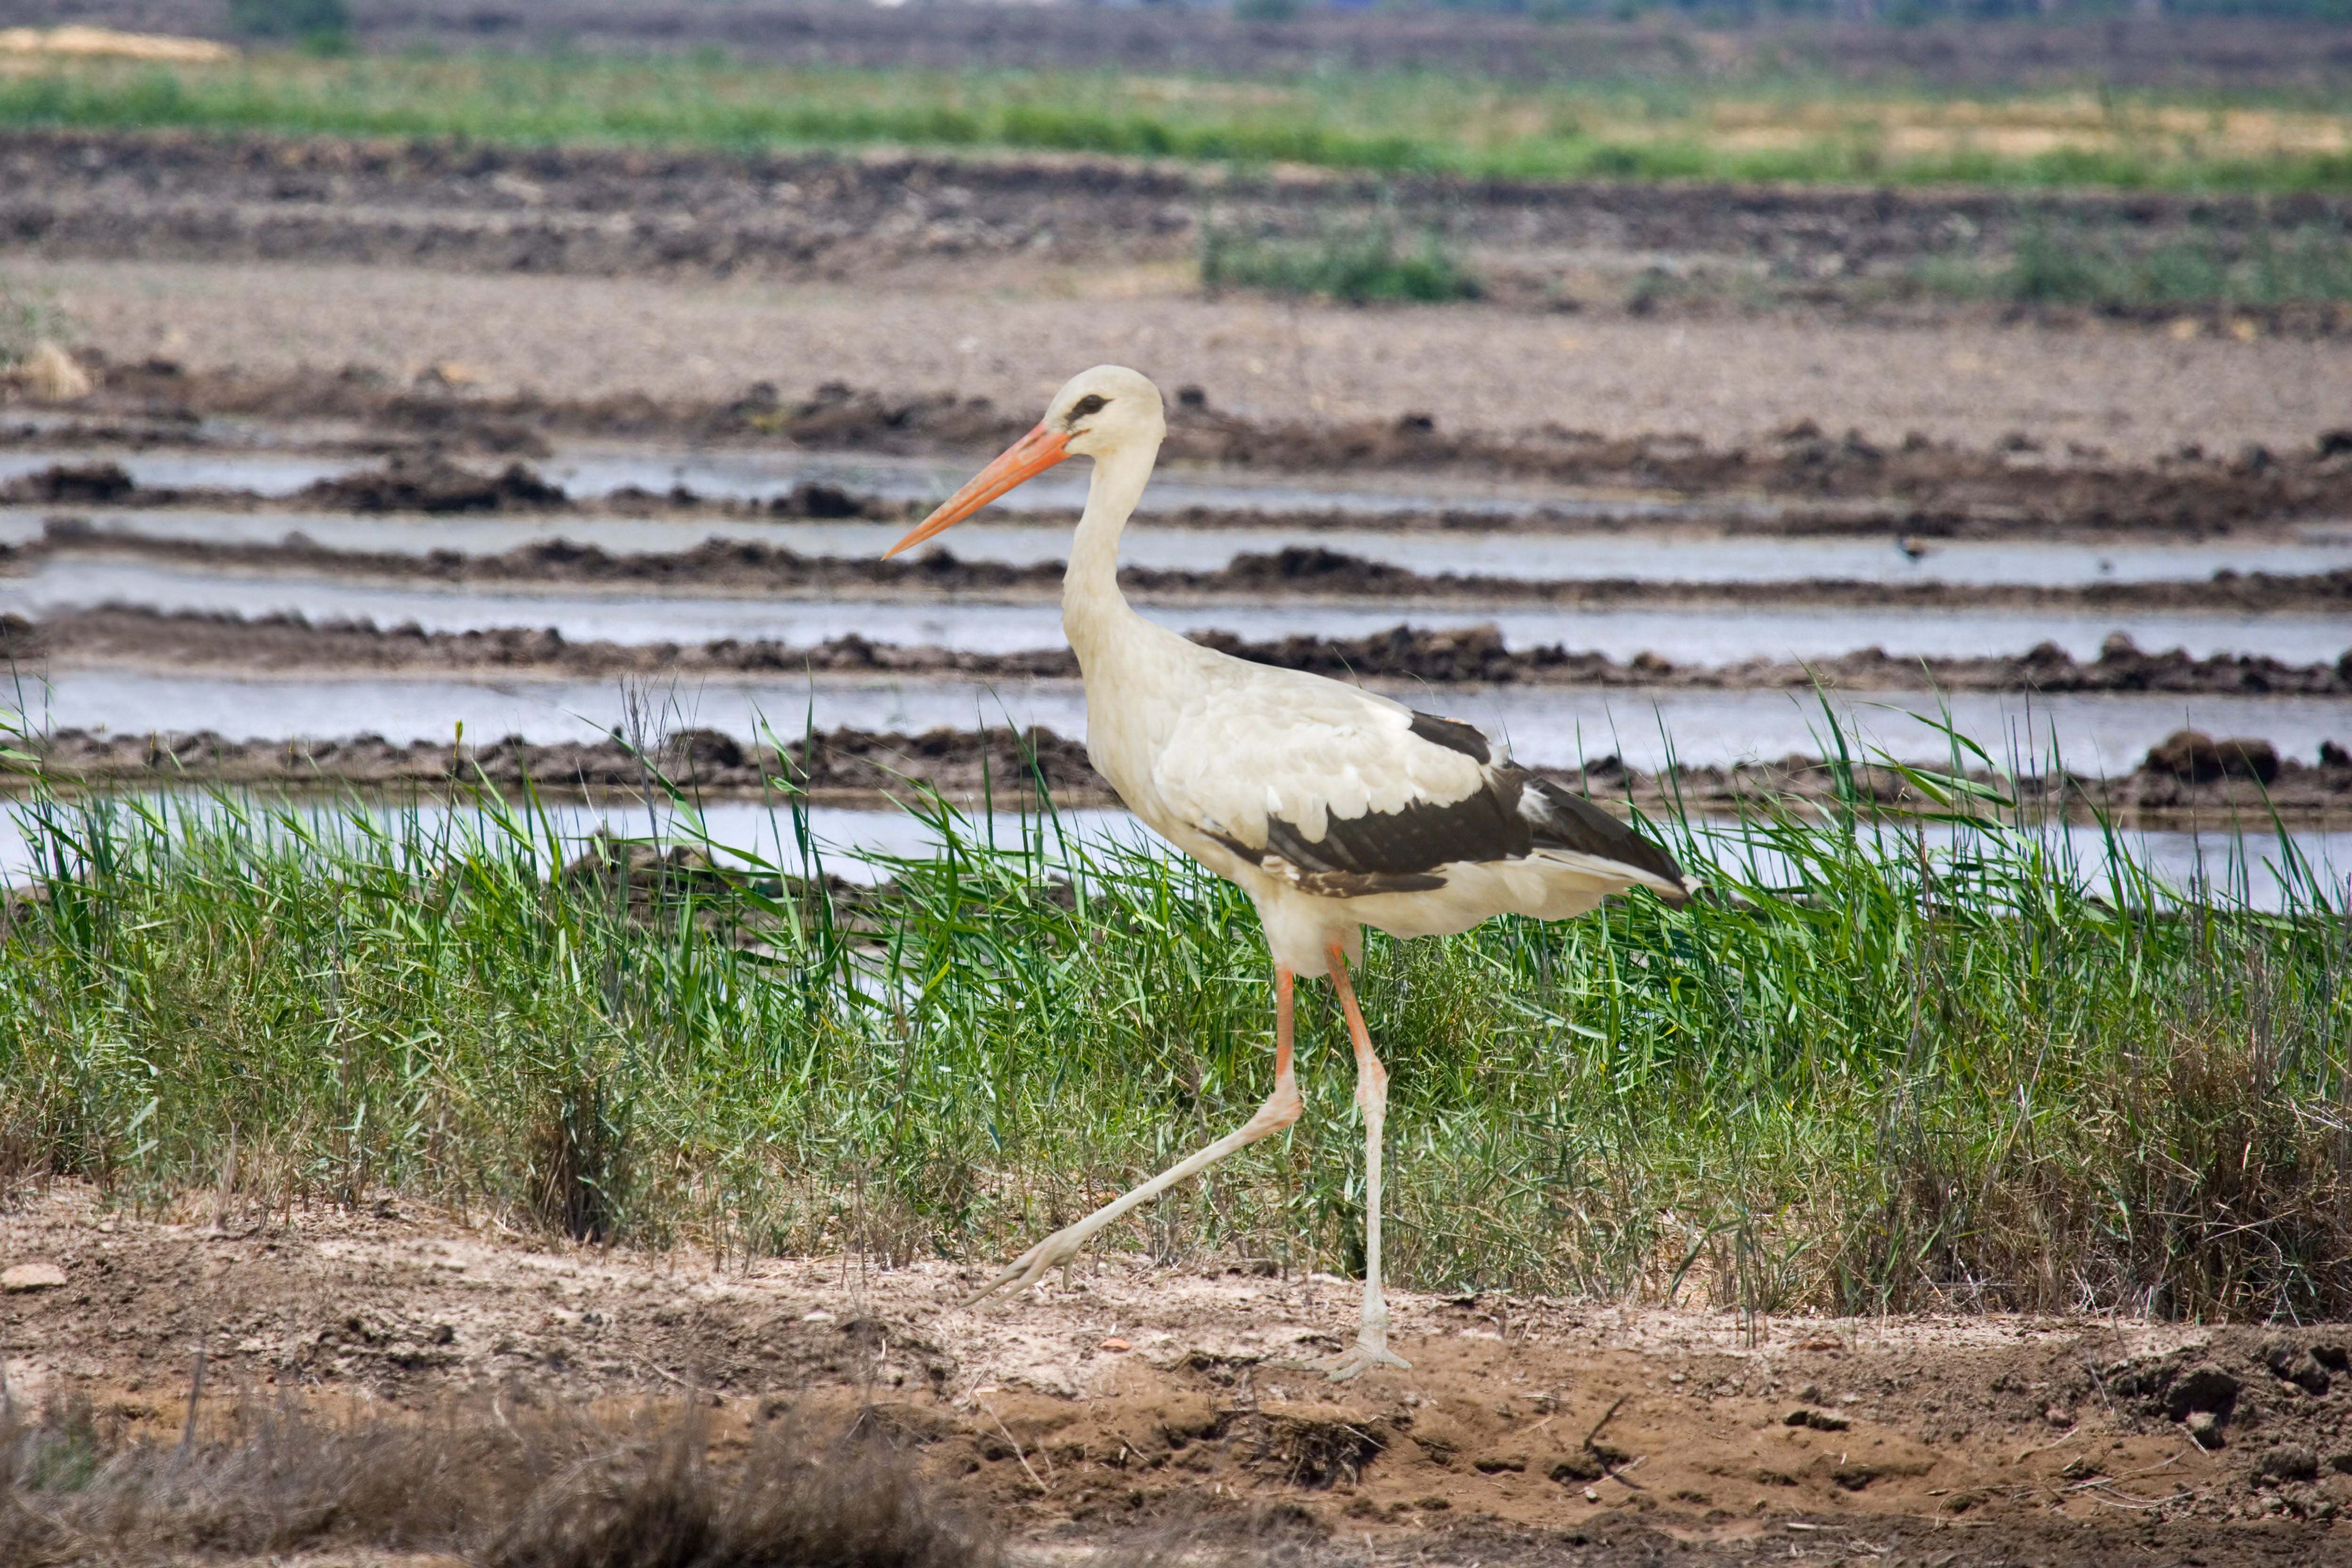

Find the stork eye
[[1068, 393, 1110, 422]]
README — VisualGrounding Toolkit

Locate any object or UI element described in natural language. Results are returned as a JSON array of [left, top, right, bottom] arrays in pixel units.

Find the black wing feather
[[1521, 777, 1687, 894], [1209, 710, 1685, 901], [1261, 780, 1528, 894], [1406, 710, 1491, 764]]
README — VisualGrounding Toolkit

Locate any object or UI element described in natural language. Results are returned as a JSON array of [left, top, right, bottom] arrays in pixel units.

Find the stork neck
[[1062, 436, 1156, 662]]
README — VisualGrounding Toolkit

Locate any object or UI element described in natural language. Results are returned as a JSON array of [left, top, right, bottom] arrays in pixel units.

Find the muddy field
[[23, 3, 2352, 90], [15, 718, 2347, 827], [5, 1180, 2352, 1567], [12, 605, 2352, 702], [11, 129, 2352, 318], [15, 255, 2352, 473], [3, 96, 2351, 1565], [14, 363, 2352, 537], [12, 506, 2352, 615]]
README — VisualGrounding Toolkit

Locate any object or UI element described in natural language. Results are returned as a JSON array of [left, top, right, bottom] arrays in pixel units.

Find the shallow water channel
[[9, 557, 2347, 666], [3, 792, 2343, 914], [11, 508, 2352, 589], [20, 669, 2352, 777]]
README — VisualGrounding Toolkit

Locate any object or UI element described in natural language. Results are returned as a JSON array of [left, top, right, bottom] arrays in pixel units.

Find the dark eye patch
[[1068, 393, 1110, 420]]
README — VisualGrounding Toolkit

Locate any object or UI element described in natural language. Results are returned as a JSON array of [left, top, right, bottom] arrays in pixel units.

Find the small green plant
[[2004, 225, 2111, 305], [0, 277, 66, 369], [1200, 217, 1482, 304], [1985, 221, 2352, 309]]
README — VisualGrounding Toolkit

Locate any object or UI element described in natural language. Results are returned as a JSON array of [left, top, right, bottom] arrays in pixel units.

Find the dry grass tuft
[[0, 1394, 996, 1568]]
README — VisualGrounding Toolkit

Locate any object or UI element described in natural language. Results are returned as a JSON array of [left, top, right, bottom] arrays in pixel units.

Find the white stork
[[886, 365, 1689, 1380]]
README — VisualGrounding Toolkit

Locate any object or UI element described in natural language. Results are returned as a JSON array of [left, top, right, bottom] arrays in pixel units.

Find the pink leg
[[965, 967, 1300, 1306], [1316, 941, 1411, 1380]]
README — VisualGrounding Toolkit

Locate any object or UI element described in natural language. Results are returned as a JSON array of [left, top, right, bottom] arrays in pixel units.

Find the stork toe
[[961, 1227, 1086, 1308], [1315, 1340, 1413, 1382]]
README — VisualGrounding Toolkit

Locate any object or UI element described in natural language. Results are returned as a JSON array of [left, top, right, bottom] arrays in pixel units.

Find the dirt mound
[[18, 718, 2350, 826], [2146, 729, 2285, 785], [0, 461, 136, 504], [26, 522, 2352, 613], [21, 723, 1106, 803], [41, 357, 2352, 532], [11, 608, 2351, 700], [1192, 623, 2352, 699], [295, 455, 568, 513], [771, 479, 881, 519]]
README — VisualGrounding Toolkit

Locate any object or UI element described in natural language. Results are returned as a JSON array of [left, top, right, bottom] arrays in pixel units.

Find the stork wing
[[1150, 678, 1685, 900]]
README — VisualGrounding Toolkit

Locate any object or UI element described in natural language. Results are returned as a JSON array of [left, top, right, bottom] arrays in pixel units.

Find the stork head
[[1049, 364, 1166, 459], [884, 365, 1165, 558]]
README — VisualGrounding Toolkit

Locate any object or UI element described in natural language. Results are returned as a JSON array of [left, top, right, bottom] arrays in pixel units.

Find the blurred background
[[0, 0, 2347, 893]]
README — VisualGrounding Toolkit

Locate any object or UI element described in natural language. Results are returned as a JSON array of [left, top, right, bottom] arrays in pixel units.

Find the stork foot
[[962, 1225, 1088, 1308], [1314, 1336, 1412, 1383]]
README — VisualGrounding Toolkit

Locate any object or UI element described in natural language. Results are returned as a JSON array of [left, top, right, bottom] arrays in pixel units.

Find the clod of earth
[[1784, 1407, 1851, 1432], [297, 456, 568, 514], [2254, 1445, 2321, 1485], [0, 461, 134, 504], [2145, 729, 2284, 785], [2263, 1339, 2334, 1397], [0, 1262, 66, 1292], [2167, 1364, 2244, 1427]]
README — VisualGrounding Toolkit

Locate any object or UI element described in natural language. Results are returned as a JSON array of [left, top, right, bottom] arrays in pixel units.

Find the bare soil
[[10, 606, 2349, 701], [6, 1180, 2352, 1566], [15, 718, 2349, 829], [16, 250, 2352, 473], [16, 512, 2352, 616], [9, 129, 2351, 319]]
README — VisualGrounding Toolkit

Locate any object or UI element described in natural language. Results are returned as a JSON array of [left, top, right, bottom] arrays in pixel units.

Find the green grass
[[1201, 218, 1483, 304], [8, 50, 2352, 193], [1915, 222, 2352, 309], [3, 710, 2347, 1322], [0, 275, 70, 368]]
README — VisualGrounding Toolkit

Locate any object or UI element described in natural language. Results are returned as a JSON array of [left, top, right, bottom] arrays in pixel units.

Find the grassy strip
[[1201, 218, 1483, 304], [7, 52, 2352, 192], [1916, 222, 2352, 308], [1, 719, 2347, 1319]]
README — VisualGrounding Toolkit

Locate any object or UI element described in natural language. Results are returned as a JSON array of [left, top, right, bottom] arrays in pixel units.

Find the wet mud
[[20, 362, 2352, 534], [14, 516, 2352, 616], [16, 719, 2349, 826], [6, 1181, 2352, 1567], [9, 607, 2347, 698]]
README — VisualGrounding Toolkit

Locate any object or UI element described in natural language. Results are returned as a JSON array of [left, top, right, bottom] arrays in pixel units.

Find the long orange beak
[[884, 423, 1070, 558]]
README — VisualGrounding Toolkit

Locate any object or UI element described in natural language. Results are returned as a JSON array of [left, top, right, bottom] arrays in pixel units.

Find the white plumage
[[887, 365, 1688, 1379]]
